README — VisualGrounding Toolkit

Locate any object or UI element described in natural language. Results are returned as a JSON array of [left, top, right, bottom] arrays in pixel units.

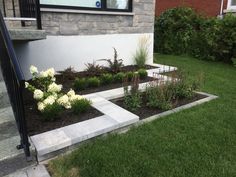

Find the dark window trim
[[40, 0, 133, 13]]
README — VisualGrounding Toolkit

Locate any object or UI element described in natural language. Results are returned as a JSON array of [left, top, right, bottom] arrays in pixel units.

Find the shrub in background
[[134, 36, 150, 68], [100, 73, 113, 85], [87, 77, 101, 87], [74, 78, 88, 90], [154, 7, 236, 64], [85, 61, 104, 76], [114, 72, 126, 83], [138, 69, 148, 79], [71, 99, 92, 115], [126, 71, 135, 81], [100, 48, 124, 73], [154, 7, 200, 55]]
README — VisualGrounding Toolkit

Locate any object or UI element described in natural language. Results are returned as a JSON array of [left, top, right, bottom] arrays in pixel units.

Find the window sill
[[40, 8, 135, 16], [224, 9, 236, 13]]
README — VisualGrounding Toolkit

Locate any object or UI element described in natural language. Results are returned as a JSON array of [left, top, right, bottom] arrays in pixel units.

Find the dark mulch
[[23, 91, 103, 136], [112, 93, 207, 120], [25, 104, 103, 136]]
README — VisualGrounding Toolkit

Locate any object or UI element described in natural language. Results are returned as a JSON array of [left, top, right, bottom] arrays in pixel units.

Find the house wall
[[13, 0, 156, 79], [41, 0, 155, 35], [155, 0, 228, 17]]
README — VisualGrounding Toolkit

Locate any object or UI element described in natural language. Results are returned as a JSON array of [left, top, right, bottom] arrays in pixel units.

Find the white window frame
[[227, 0, 236, 10]]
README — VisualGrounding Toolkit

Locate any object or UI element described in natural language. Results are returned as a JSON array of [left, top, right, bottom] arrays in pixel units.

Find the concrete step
[[0, 82, 11, 109], [0, 152, 36, 177]]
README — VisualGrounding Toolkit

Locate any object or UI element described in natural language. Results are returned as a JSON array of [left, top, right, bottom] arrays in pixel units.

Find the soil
[[112, 93, 207, 120], [23, 90, 103, 136]]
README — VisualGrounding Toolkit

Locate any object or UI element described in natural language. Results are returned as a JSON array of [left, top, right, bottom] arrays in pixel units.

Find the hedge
[[154, 7, 236, 64]]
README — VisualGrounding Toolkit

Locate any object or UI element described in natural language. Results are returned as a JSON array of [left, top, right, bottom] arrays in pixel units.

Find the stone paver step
[[0, 135, 23, 162], [0, 121, 19, 141], [0, 106, 15, 124], [4, 165, 50, 177]]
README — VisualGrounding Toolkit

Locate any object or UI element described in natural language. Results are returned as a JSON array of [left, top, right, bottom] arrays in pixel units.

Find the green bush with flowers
[[25, 65, 91, 120]]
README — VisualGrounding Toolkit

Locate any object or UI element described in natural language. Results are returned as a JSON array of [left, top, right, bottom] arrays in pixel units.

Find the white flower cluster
[[48, 82, 62, 93], [26, 65, 89, 114], [40, 68, 55, 78]]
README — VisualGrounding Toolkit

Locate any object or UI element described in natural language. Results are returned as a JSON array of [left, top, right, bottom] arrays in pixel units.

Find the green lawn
[[48, 54, 236, 177]]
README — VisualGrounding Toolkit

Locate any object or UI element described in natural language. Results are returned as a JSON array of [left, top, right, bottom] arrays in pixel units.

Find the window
[[40, 0, 132, 12], [227, 0, 236, 9]]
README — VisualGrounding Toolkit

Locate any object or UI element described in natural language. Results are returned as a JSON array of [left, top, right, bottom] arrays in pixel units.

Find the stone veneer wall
[[41, 0, 155, 35]]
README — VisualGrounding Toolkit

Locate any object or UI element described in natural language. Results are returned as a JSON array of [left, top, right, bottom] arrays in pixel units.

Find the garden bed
[[112, 93, 207, 120], [57, 75, 154, 95], [25, 102, 103, 136], [55, 65, 158, 94]]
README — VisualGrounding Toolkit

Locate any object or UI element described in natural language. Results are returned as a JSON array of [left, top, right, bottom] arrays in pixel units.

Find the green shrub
[[133, 36, 150, 68], [100, 48, 124, 73], [146, 85, 172, 111], [213, 14, 236, 63], [124, 75, 142, 111], [71, 99, 91, 115], [42, 103, 63, 121], [114, 72, 126, 83], [87, 77, 101, 87], [154, 7, 236, 64], [74, 78, 88, 90], [100, 73, 113, 85], [138, 69, 148, 79], [85, 61, 104, 76], [126, 71, 135, 81], [154, 7, 200, 55]]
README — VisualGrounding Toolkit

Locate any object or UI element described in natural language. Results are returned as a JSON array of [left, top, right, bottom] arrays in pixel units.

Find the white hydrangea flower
[[43, 96, 55, 105], [64, 102, 71, 109], [37, 102, 46, 112], [30, 65, 38, 74], [46, 68, 55, 78], [69, 95, 83, 102], [48, 83, 62, 93], [25, 82, 29, 89], [57, 95, 69, 107], [39, 71, 48, 78], [51, 77, 56, 82], [67, 89, 75, 97], [33, 89, 44, 100]]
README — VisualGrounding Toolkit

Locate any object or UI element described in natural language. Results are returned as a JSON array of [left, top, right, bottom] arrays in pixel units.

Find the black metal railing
[[1, 0, 42, 29], [0, 10, 31, 160]]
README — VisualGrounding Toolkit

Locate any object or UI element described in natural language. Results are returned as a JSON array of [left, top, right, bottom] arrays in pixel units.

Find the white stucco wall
[[14, 33, 154, 79]]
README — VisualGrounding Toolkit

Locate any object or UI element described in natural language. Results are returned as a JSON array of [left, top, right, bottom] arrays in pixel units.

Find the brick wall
[[41, 0, 155, 35], [155, 0, 228, 17]]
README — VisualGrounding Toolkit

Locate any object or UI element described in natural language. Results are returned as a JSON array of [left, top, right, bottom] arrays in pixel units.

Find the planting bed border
[[29, 64, 217, 162]]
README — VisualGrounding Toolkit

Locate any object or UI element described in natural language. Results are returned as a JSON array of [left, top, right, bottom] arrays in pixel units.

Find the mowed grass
[[48, 54, 236, 177]]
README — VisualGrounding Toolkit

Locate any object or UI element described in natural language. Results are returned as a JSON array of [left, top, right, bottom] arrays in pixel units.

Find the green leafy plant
[[100, 48, 124, 73], [71, 99, 92, 115], [123, 75, 142, 111], [126, 71, 135, 81], [85, 61, 104, 76], [100, 73, 113, 85], [154, 7, 236, 64], [73, 78, 88, 90], [41, 103, 63, 121], [87, 77, 101, 87], [146, 83, 172, 111], [134, 36, 150, 68], [114, 72, 126, 83], [138, 69, 148, 79]]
